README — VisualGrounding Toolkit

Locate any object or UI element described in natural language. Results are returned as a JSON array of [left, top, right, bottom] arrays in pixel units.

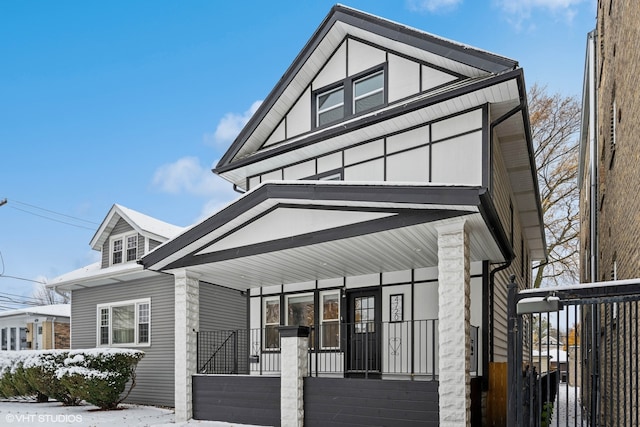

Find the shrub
[[23, 352, 81, 406], [0, 349, 144, 409], [57, 349, 144, 410]]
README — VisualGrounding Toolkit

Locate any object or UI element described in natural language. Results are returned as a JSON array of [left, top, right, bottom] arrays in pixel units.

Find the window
[[96, 298, 151, 346], [126, 235, 138, 262], [264, 297, 280, 350], [112, 239, 123, 265], [320, 292, 340, 349], [1, 328, 6, 350], [353, 71, 384, 114], [314, 68, 385, 127], [354, 296, 375, 333], [317, 87, 344, 127], [287, 294, 315, 349], [110, 233, 139, 265]]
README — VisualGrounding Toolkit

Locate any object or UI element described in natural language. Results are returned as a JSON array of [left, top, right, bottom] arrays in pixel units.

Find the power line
[[1, 198, 98, 230], [9, 206, 96, 230], [10, 199, 98, 225]]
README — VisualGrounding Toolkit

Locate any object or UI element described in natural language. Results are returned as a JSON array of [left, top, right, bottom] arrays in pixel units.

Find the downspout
[[232, 184, 246, 194], [588, 30, 598, 283]]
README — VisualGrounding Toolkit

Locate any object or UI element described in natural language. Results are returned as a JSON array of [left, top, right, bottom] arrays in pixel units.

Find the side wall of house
[[70, 274, 175, 406], [199, 281, 247, 331], [490, 119, 532, 362]]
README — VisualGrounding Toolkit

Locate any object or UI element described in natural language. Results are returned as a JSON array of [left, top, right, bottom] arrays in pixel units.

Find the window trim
[[109, 232, 140, 266], [96, 298, 151, 347], [312, 65, 387, 129]]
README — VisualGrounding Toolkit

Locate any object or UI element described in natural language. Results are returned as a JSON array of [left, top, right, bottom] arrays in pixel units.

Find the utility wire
[[9, 206, 96, 230], [10, 199, 98, 225]]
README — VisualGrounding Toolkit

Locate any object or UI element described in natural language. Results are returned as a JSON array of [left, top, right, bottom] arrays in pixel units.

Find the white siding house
[[142, 5, 546, 426]]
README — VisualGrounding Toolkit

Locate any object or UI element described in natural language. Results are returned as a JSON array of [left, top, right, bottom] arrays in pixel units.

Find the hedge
[[0, 349, 144, 409]]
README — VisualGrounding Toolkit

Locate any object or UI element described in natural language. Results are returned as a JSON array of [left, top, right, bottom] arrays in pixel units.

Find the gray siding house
[[50, 204, 246, 407], [141, 5, 546, 426]]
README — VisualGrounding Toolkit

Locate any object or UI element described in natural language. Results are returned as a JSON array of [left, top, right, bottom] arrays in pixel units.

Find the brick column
[[278, 325, 310, 427], [437, 219, 471, 427], [174, 269, 200, 423]]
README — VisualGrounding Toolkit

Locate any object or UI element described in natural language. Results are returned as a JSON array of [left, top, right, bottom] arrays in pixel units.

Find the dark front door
[[346, 288, 381, 377]]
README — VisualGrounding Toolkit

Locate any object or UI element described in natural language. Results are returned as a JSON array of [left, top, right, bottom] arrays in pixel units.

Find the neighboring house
[[141, 5, 545, 426], [579, 1, 640, 425], [49, 204, 247, 407], [0, 304, 70, 350]]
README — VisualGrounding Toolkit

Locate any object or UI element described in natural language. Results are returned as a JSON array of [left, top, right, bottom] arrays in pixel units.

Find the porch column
[[437, 219, 471, 427], [174, 269, 200, 423], [278, 325, 310, 427]]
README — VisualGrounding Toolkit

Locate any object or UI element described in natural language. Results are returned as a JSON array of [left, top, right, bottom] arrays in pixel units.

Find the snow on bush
[[0, 349, 144, 409]]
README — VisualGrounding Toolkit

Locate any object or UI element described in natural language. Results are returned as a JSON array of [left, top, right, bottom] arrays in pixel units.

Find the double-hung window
[[317, 87, 345, 127], [320, 291, 340, 349], [353, 71, 384, 114], [314, 67, 385, 127], [111, 233, 139, 265], [263, 297, 280, 350], [286, 293, 315, 349], [97, 298, 151, 346]]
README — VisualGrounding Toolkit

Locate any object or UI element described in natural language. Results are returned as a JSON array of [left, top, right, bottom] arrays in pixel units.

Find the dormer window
[[111, 233, 139, 265], [314, 67, 386, 128]]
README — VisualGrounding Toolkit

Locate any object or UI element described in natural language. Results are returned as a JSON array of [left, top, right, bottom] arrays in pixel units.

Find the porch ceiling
[[142, 182, 510, 290]]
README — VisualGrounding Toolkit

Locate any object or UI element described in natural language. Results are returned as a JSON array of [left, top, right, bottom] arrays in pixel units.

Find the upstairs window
[[353, 71, 384, 114], [317, 87, 344, 127], [111, 233, 139, 265], [314, 67, 385, 127]]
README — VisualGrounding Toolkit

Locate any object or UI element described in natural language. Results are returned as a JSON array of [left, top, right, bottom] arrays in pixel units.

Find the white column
[[437, 219, 471, 427], [174, 269, 200, 423], [278, 325, 309, 427]]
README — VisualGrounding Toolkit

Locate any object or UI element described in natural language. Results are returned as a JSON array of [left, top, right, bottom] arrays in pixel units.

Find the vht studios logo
[[5, 413, 83, 424]]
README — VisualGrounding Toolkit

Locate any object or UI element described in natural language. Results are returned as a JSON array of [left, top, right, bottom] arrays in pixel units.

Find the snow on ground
[[550, 384, 585, 427], [0, 400, 268, 427]]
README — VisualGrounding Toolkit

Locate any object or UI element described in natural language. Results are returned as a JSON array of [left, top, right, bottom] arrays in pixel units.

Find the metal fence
[[198, 319, 478, 379], [507, 277, 640, 426]]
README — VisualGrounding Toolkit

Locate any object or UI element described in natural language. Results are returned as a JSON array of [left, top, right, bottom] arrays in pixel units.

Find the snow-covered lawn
[[0, 400, 266, 427]]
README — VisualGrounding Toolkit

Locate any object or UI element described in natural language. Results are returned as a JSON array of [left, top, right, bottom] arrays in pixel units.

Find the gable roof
[[215, 4, 518, 173], [89, 204, 184, 251]]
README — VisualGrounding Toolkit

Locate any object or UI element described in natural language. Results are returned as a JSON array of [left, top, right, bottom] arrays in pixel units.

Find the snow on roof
[[114, 204, 185, 239], [48, 260, 148, 289], [0, 304, 70, 319], [532, 349, 568, 363]]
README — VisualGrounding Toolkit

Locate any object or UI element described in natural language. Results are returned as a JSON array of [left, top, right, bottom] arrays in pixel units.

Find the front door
[[346, 288, 381, 377]]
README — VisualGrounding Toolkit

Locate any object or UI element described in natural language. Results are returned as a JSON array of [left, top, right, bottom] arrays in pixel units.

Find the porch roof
[[141, 181, 512, 290]]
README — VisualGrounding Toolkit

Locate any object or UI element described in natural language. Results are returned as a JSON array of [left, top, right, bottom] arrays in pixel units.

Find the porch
[[196, 321, 479, 379]]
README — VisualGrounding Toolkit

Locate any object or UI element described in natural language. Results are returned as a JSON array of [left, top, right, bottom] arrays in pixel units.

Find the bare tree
[[33, 283, 70, 305], [529, 84, 581, 288]]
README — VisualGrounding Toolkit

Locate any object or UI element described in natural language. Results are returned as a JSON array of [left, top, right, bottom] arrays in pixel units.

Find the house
[[141, 5, 545, 426], [578, 1, 640, 424], [49, 204, 247, 407], [0, 304, 70, 350]]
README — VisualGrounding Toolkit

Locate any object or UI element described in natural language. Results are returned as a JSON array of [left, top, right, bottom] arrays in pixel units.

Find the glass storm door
[[346, 288, 381, 377]]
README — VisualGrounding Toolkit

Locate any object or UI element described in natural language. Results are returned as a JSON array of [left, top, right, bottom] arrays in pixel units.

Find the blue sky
[[0, 0, 595, 306]]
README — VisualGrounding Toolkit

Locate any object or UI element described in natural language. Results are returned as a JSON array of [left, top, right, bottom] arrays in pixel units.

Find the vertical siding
[[199, 282, 246, 331], [71, 274, 175, 406]]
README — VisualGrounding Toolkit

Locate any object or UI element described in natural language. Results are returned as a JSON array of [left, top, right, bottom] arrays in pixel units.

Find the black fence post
[[507, 274, 518, 426]]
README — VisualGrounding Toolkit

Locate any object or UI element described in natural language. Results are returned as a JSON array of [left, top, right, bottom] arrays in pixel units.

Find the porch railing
[[197, 320, 478, 378]]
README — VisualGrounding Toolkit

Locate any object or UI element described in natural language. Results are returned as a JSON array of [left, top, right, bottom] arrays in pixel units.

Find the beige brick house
[[579, 1, 640, 424]]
